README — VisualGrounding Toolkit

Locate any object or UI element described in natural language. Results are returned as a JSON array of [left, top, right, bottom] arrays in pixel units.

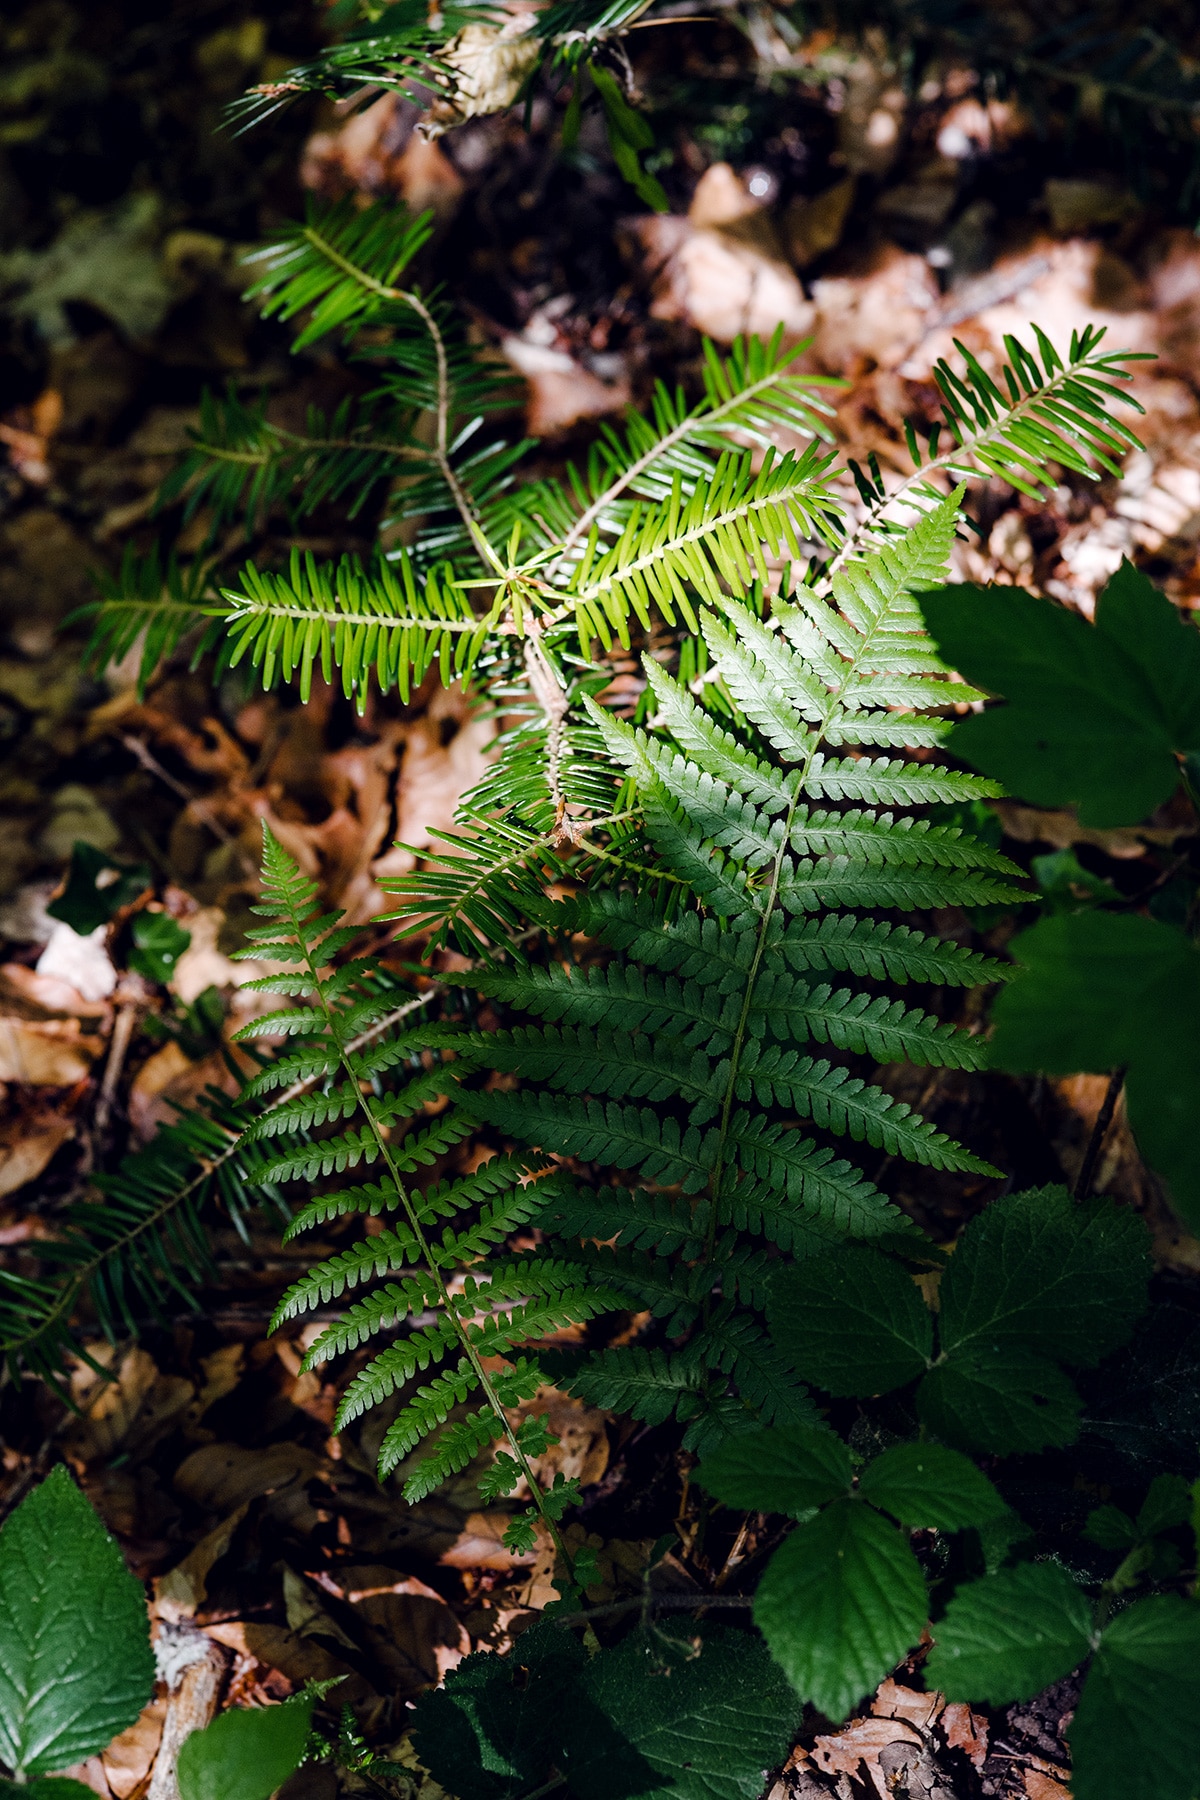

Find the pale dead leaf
[[941, 1702, 989, 1770], [503, 334, 631, 437], [64, 1344, 195, 1461], [0, 1111, 74, 1197], [871, 1678, 942, 1730], [502, 1387, 610, 1498], [36, 923, 117, 1003], [810, 246, 939, 376], [636, 172, 815, 346], [102, 1697, 167, 1800], [425, 19, 541, 134], [1024, 1772, 1072, 1800], [0, 1016, 95, 1084], [811, 1716, 923, 1800], [376, 684, 495, 881], [129, 1043, 239, 1143], [0, 961, 111, 1021], [440, 1510, 539, 1572], [992, 801, 1188, 859], [169, 906, 240, 1003]]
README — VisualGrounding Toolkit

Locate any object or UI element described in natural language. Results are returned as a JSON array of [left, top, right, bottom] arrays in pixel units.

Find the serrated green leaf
[[917, 1344, 1082, 1454], [1134, 1473, 1191, 1539], [696, 1425, 852, 1515], [767, 1247, 932, 1396], [177, 1692, 316, 1800], [858, 1442, 1006, 1529], [412, 1623, 585, 1800], [0, 1467, 154, 1779], [925, 1562, 1093, 1703], [920, 563, 1200, 826], [989, 916, 1200, 1225], [754, 1500, 927, 1721], [937, 1186, 1151, 1370], [1070, 1595, 1200, 1800], [1083, 1505, 1138, 1551], [561, 1624, 801, 1800]]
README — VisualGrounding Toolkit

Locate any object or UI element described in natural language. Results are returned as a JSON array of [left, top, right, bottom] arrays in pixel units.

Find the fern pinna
[[235, 830, 623, 1553], [419, 493, 1026, 1449]]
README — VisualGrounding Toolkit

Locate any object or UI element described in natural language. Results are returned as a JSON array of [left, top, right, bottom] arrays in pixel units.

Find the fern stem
[[189, 429, 430, 467], [298, 218, 505, 578], [397, 289, 507, 577]]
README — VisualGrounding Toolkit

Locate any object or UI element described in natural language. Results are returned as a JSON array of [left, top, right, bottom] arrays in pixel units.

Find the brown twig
[[1073, 1067, 1125, 1202]]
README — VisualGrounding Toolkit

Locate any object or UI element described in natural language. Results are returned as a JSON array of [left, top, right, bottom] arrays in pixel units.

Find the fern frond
[[565, 1345, 705, 1427], [243, 195, 435, 350], [71, 547, 224, 699]]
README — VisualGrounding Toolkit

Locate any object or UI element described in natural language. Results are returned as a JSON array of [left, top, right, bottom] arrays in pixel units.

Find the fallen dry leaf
[[1024, 1769, 1072, 1800], [169, 906, 240, 1003], [503, 331, 631, 437], [205, 1620, 376, 1710], [174, 1440, 327, 1531], [0, 960, 111, 1022], [0, 1110, 74, 1198], [129, 1042, 239, 1142], [634, 164, 815, 345], [440, 1510, 539, 1573], [781, 177, 855, 268], [64, 1344, 195, 1462], [101, 1697, 167, 1800], [0, 1016, 96, 1085], [154, 1503, 249, 1623]]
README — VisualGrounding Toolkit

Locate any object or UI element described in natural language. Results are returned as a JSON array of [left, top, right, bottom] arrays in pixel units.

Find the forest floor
[[3, 2, 1200, 1797]]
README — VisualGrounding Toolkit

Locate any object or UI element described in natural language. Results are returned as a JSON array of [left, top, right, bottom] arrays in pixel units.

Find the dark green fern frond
[[228, 828, 609, 1534], [437, 489, 1011, 1449]]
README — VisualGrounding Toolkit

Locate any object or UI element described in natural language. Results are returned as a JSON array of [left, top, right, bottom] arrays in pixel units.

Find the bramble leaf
[[916, 1343, 1082, 1454], [696, 1425, 853, 1515], [989, 916, 1200, 1223], [561, 1624, 801, 1800], [938, 1185, 1150, 1369], [858, 1442, 1006, 1529], [1070, 1595, 1200, 1800], [767, 1246, 932, 1396], [0, 1468, 154, 1779], [920, 562, 1200, 826], [754, 1500, 927, 1721], [925, 1562, 1093, 1703], [177, 1692, 317, 1800]]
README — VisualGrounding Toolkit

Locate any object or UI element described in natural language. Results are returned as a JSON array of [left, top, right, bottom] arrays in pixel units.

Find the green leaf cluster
[[699, 1428, 1004, 1719], [413, 1621, 800, 1800], [769, 1187, 1150, 1453], [929, 1571, 1200, 1800], [921, 562, 1200, 1220]]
